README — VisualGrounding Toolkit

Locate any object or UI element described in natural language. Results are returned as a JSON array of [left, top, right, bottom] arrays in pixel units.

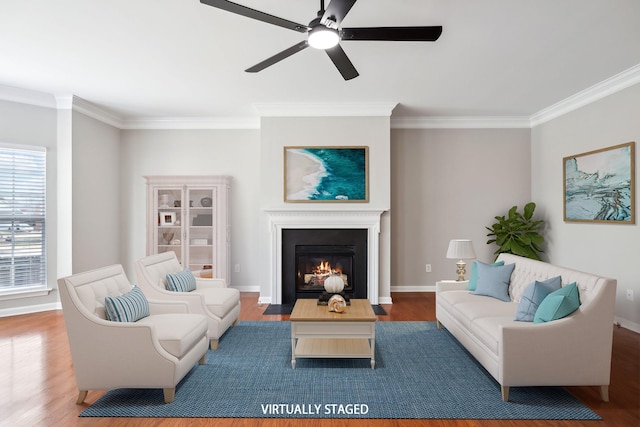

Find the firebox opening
[[295, 245, 354, 293]]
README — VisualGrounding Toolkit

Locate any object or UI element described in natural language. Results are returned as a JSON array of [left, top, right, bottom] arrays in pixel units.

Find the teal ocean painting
[[564, 142, 635, 223], [285, 147, 368, 202]]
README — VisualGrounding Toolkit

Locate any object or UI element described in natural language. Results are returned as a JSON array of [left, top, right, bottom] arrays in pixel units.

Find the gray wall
[[72, 112, 121, 272], [118, 129, 261, 287], [532, 82, 640, 330], [390, 128, 532, 287]]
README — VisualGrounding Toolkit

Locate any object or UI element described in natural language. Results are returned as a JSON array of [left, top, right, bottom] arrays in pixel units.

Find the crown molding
[[2, 64, 638, 130], [70, 96, 124, 128], [391, 116, 531, 129], [253, 102, 398, 117], [530, 63, 640, 127], [120, 116, 260, 130], [0, 84, 56, 109]]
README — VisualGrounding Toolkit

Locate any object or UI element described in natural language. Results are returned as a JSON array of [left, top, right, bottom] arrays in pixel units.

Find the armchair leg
[[163, 388, 175, 403], [600, 385, 609, 402], [436, 320, 441, 329], [210, 339, 219, 350], [199, 353, 207, 365], [76, 390, 88, 404], [233, 319, 239, 327], [501, 386, 510, 402]]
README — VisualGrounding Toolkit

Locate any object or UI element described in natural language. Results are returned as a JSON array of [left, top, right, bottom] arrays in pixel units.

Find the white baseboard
[[614, 316, 640, 334], [233, 285, 260, 293], [0, 302, 62, 318]]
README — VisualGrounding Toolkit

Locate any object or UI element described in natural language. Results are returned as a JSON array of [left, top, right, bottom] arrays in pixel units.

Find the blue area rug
[[80, 321, 600, 420]]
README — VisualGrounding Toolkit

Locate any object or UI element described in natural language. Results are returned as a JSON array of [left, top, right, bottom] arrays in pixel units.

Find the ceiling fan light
[[308, 26, 339, 49]]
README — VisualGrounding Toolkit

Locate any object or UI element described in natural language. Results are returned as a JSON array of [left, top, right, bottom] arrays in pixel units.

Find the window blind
[[0, 144, 46, 290]]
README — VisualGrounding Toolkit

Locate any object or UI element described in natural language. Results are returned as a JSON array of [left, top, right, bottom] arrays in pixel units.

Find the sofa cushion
[[166, 268, 197, 292], [514, 276, 562, 322], [472, 262, 515, 302], [104, 286, 150, 322], [534, 282, 581, 323], [194, 287, 241, 319], [468, 260, 504, 291], [137, 313, 208, 358]]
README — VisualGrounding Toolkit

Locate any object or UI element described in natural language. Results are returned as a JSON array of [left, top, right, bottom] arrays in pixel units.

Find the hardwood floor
[[1, 292, 638, 427]]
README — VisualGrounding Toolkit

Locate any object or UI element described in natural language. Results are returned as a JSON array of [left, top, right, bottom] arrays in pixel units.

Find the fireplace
[[282, 229, 367, 304], [264, 209, 385, 305]]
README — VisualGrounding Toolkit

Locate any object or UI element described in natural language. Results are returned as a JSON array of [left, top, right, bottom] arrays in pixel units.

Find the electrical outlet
[[425, 264, 432, 273], [234, 264, 240, 273], [626, 289, 634, 301]]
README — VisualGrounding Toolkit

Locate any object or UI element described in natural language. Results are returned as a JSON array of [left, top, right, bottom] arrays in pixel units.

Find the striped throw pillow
[[166, 268, 197, 292], [104, 286, 150, 322]]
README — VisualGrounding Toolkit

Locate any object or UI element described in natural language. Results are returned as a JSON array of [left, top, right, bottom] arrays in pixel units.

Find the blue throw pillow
[[104, 286, 150, 322], [514, 276, 562, 322], [534, 282, 581, 324], [468, 260, 505, 291], [166, 268, 197, 292], [472, 262, 515, 302]]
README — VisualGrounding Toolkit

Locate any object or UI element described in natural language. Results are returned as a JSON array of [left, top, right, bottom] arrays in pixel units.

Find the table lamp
[[446, 239, 476, 281]]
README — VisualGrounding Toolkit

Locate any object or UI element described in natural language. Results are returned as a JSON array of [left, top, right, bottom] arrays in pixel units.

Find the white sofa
[[135, 251, 240, 350], [435, 253, 617, 402], [58, 264, 209, 404]]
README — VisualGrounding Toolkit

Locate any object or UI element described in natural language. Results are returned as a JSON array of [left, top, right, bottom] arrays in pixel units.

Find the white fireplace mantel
[[263, 209, 386, 305]]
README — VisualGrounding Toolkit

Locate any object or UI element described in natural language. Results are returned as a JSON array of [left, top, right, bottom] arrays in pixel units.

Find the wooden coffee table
[[290, 298, 376, 369]]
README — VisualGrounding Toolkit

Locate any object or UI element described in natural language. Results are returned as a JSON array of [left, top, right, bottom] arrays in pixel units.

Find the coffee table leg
[[291, 337, 296, 369], [370, 337, 375, 369]]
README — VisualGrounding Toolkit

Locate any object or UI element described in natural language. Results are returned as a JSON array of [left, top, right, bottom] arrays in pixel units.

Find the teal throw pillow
[[534, 282, 581, 324], [472, 262, 515, 302], [514, 276, 562, 322], [166, 268, 197, 292], [104, 286, 150, 322], [468, 260, 505, 291]]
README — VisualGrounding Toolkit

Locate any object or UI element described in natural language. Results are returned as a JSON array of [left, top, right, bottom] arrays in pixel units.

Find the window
[[0, 144, 46, 293]]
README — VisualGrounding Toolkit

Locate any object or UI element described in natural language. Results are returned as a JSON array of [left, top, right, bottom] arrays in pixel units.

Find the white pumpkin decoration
[[324, 275, 344, 294]]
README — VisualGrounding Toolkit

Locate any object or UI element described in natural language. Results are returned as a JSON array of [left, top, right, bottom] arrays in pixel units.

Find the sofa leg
[[233, 319, 239, 327], [501, 386, 510, 402], [163, 388, 175, 403], [76, 390, 88, 404], [210, 339, 219, 350], [199, 352, 207, 365], [600, 385, 609, 402], [436, 320, 441, 329]]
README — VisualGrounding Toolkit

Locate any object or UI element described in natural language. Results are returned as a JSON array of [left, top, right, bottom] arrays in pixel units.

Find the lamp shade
[[446, 239, 476, 260]]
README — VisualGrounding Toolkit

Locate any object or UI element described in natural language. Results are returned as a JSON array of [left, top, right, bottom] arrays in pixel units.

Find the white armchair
[[58, 264, 209, 404], [135, 251, 241, 350]]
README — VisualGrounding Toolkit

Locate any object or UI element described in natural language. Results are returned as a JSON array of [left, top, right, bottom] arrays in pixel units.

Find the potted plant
[[486, 202, 545, 261]]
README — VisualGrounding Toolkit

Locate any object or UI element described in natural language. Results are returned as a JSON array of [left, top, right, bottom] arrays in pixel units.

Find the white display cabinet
[[145, 175, 231, 284]]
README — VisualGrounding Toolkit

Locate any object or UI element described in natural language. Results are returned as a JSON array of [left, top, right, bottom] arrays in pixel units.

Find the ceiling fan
[[200, 0, 443, 80]]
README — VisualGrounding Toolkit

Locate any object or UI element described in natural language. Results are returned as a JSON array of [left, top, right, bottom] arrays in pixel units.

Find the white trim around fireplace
[[264, 209, 386, 305]]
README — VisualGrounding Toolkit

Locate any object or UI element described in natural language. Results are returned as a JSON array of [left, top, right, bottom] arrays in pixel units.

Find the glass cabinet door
[[186, 187, 217, 275], [155, 187, 184, 264]]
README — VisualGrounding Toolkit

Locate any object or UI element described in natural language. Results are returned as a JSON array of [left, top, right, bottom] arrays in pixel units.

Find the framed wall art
[[563, 141, 635, 224], [284, 146, 369, 202]]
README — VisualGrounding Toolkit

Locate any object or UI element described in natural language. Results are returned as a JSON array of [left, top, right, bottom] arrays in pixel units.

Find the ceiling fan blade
[[200, 0, 309, 33], [341, 26, 443, 41], [245, 41, 309, 73], [325, 44, 359, 80], [321, 0, 358, 28]]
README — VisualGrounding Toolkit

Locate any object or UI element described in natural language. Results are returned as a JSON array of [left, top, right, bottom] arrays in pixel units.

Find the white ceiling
[[1, 0, 639, 126]]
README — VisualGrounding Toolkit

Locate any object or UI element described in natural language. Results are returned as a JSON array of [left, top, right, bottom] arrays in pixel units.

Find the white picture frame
[[159, 211, 176, 225]]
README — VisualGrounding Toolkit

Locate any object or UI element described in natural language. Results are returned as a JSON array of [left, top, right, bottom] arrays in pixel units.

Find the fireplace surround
[[264, 209, 385, 305]]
